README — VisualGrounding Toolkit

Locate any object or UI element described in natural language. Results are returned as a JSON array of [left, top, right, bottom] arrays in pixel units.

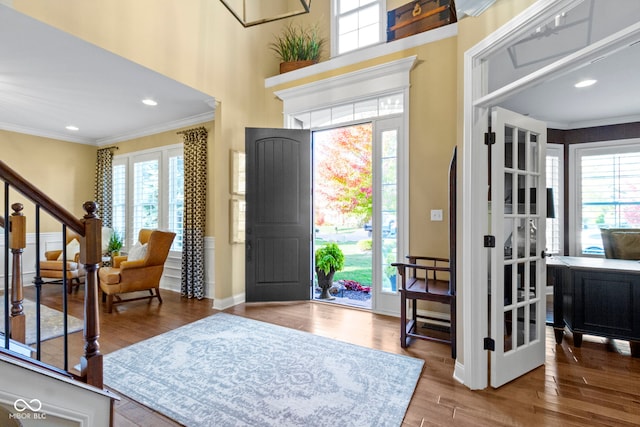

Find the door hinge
[[484, 337, 495, 351], [483, 235, 496, 248], [484, 131, 496, 145]]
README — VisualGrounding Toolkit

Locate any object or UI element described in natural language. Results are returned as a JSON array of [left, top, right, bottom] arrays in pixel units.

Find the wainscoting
[[0, 233, 216, 299]]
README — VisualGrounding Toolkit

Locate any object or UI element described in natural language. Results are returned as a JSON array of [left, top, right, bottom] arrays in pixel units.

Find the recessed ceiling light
[[574, 79, 597, 88], [142, 98, 158, 106], [66, 125, 79, 131]]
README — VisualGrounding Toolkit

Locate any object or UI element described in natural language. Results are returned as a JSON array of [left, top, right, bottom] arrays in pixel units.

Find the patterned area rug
[[0, 297, 84, 345], [104, 313, 424, 426]]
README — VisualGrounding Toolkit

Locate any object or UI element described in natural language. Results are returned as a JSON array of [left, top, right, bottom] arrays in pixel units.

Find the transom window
[[112, 144, 184, 251], [333, 0, 385, 55], [292, 93, 403, 128]]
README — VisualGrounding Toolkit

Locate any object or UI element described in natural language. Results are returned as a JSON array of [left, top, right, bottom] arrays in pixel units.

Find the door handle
[[541, 250, 551, 258], [247, 240, 252, 262]]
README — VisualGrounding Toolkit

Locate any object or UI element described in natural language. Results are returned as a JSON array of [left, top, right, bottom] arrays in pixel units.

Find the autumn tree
[[315, 124, 372, 224]]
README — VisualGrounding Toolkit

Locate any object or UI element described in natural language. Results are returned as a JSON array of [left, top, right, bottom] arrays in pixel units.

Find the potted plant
[[315, 243, 345, 300], [269, 22, 325, 74], [107, 232, 123, 257]]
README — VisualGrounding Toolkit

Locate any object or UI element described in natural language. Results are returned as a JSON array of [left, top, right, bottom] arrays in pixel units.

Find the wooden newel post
[[79, 201, 103, 388], [9, 203, 26, 344]]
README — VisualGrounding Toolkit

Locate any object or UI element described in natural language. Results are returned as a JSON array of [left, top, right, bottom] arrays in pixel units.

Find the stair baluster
[[79, 201, 103, 388], [9, 203, 26, 344]]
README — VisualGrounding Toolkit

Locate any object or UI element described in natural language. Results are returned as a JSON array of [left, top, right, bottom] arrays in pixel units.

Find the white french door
[[489, 107, 547, 387]]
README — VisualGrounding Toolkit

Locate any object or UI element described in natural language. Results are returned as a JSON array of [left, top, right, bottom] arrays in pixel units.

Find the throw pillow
[[57, 238, 80, 261], [127, 242, 148, 261]]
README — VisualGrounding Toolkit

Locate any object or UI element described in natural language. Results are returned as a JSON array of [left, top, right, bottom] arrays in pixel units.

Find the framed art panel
[[230, 198, 246, 244], [230, 150, 246, 196]]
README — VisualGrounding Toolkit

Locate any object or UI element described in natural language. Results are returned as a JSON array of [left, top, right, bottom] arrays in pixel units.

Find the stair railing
[[0, 160, 103, 388]]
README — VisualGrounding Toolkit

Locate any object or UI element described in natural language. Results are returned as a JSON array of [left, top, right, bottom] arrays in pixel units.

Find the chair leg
[[400, 292, 408, 348], [106, 294, 114, 313], [156, 287, 163, 304], [450, 297, 457, 359]]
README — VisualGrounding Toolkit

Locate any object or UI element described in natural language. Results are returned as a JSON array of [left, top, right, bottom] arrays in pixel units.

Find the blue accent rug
[[104, 313, 423, 426]]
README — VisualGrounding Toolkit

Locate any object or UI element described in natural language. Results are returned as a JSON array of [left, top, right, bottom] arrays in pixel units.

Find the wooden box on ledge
[[387, 0, 457, 42]]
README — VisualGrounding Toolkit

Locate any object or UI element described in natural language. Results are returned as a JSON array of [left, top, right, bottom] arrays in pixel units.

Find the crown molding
[[96, 110, 215, 146], [0, 121, 94, 145]]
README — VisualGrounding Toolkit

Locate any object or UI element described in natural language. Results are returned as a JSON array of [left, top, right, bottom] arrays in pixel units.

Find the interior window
[[333, 0, 385, 56], [112, 145, 184, 251], [571, 140, 640, 256]]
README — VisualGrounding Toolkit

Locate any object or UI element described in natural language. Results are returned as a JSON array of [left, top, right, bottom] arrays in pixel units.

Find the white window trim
[[546, 143, 564, 255], [568, 137, 640, 256], [273, 56, 414, 317], [113, 143, 183, 251]]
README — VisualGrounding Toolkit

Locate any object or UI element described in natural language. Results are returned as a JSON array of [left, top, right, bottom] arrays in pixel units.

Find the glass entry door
[[490, 107, 547, 388]]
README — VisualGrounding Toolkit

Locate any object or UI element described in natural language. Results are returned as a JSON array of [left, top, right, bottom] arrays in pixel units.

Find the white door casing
[[461, 0, 640, 390]]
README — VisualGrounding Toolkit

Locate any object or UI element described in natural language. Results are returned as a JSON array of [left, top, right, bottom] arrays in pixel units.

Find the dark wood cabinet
[[549, 256, 640, 356]]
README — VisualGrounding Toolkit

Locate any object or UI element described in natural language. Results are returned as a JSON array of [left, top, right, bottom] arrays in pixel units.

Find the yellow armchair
[[39, 231, 84, 293], [98, 228, 176, 313]]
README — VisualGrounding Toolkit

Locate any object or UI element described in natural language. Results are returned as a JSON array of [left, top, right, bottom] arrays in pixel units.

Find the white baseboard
[[453, 360, 465, 384], [213, 292, 245, 310]]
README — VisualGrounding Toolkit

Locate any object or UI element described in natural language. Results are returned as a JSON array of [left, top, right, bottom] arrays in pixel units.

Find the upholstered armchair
[[39, 231, 84, 293], [98, 229, 175, 313], [600, 228, 640, 260]]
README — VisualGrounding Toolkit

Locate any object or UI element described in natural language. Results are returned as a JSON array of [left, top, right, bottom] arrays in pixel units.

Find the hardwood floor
[[24, 285, 640, 426]]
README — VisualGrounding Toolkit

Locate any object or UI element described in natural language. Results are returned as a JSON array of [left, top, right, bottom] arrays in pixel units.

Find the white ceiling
[[0, 4, 215, 146], [0, 1, 638, 147], [493, 0, 640, 129]]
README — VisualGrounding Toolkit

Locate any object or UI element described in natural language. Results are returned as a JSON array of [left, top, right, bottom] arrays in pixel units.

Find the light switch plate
[[430, 209, 443, 221]]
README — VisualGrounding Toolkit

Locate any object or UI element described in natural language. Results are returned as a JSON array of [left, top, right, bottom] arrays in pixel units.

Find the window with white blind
[[112, 144, 183, 251], [546, 144, 563, 255], [333, 0, 385, 56], [570, 139, 640, 256]]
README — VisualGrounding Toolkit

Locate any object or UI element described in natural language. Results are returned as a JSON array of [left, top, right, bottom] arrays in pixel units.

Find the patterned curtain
[[94, 148, 114, 227], [179, 127, 208, 299]]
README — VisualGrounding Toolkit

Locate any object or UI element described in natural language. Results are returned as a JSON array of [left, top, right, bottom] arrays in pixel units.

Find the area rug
[[104, 313, 424, 426], [0, 297, 84, 345]]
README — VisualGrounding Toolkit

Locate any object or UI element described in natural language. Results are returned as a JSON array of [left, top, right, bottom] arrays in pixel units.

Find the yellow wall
[[14, 0, 285, 302], [12, 0, 542, 315], [0, 130, 95, 232]]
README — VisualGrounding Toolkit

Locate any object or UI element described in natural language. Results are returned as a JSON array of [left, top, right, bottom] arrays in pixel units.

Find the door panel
[[245, 128, 311, 302], [490, 107, 546, 388]]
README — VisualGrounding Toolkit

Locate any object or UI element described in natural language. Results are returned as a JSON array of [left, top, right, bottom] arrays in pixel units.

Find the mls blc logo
[[9, 398, 47, 420], [13, 398, 42, 412]]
